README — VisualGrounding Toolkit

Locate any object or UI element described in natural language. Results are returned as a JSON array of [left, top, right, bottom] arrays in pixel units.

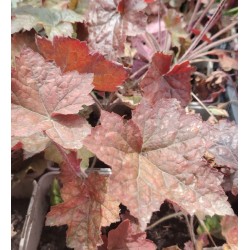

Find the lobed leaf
[[85, 0, 147, 59], [12, 48, 94, 150], [83, 98, 233, 229], [140, 52, 195, 107], [11, 5, 84, 39], [36, 36, 128, 92], [46, 155, 120, 250]]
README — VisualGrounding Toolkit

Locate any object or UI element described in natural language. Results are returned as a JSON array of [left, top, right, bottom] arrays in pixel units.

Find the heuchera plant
[[11, 0, 238, 249]]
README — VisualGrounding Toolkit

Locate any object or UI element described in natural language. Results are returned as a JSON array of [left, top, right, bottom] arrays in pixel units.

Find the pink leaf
[[11, 48, 94, 150], [202, 120, 238, 170], [46, 157, 120, 250], [85, 0, 147, 59], [11, 30, 38, 67], [36, 36, 128, 92], [221, 215, 238, 250], [107, 220, 156, 250], [83, 98, 233, 229], [140, 52, 195, 107]]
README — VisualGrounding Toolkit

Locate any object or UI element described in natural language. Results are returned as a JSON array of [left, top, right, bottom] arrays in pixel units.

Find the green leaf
[[11, 5, 84, 39], [50, 178, 63, 206], [77, 146, 94, 170], [197, 215, 223, 239]]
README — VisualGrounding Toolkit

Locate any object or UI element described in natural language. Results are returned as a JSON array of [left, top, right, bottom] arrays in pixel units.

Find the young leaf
[[12, 48, 94, 150], [83, 98, 233, 229], [140, 52, 195, 107], [11, 5, 84, 39], [36, 36, 128, 92], [85, 0, 147, 59], [164, 9, 190, 51], [202, 120, 238, 170], [107, 219, 156, 250], [46, 159, 120, 250]]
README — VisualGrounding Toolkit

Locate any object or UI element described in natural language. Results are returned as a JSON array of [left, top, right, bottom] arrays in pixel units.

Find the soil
[[146, 201, 191, 249], [38, 225, 72, 250]]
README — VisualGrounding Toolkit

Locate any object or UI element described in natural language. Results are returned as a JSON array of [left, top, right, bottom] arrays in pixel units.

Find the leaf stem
[[190, 58, 219, 63], [89, 156, 97, 170], [189, 23, 238, 58], [191, 92, 218, 122], [146, 211, 183, 230], [158, 0, 162, 49], [130, 63, 149, 80], [196, 215, 217, 247], [91, 92, 103, 111], [54, 143, 87, 178], [184, 215, 196, 249], [188, 34, 238, 60], [145, 31, 161, 52], [192, 0, 215, 31], [187, 0, 202, 32], [179, 0, 227, 63]]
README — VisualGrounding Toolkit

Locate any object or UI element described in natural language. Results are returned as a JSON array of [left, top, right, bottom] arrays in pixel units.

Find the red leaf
[[83, 98, 233, 229], [117, 0, 126, 14], [11, 141, 23, 151], [191, 28, 212, 43], [11, 48, 94, 150], [221, 215, 238, 249], [46, 158, 120, 250], [36, 36, 128, 92], [107, 220, 156, 250], [85, 0, 147, 59], [140, 52, 195, 107]]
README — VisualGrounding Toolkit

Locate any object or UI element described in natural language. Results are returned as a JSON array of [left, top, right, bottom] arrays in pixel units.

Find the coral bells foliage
[[11, 0, 238, 249], [36, 36, 128, 92], [83, 99, 234, 230]]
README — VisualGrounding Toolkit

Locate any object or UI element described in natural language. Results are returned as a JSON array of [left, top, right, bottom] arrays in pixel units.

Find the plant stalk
[[191, 92, 218, 122], [146, 211, 183, 230], [184, 214, 196, 249], [187, 0, 202, 32], [130, 63, 149, 80], [188, 34, 238, 60], [91, 92, 103, 111], [192, 0, 215, 31], [179, 0, 227, 63], [196, 215, 217, 247]]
